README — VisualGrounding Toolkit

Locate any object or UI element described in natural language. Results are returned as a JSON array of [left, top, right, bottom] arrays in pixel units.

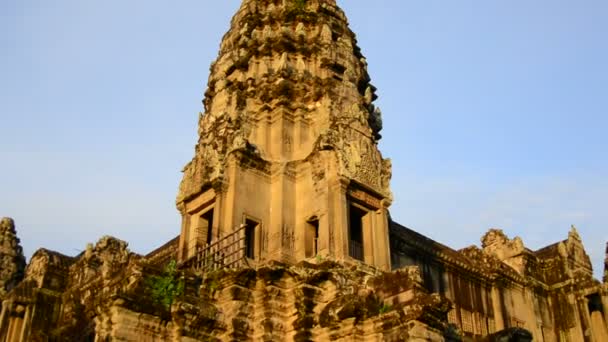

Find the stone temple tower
[[176, 0, 392, 270]]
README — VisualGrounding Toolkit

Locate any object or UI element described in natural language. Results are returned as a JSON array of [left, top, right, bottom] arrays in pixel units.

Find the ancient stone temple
[[1, 0, 608, 341], [176, 0, 391, 270]]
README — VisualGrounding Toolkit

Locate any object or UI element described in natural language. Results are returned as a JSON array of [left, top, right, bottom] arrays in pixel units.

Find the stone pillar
[[177, 203, 190, 262], [211, 181, 226, 243], [591, 311, 608, 342], [0, 300, 9, 340], [491, 287, 505, 331], [372, 202, 391, 271], [267, 173, 285, 261], [317, 209, 331, 257], [568, 293, 586, 342], [579, 297, 595, 342], [223, 162, 239, 239], [601, 293, 608, 327], [328, 177, 349, 261], [18, 305, 32, 342]]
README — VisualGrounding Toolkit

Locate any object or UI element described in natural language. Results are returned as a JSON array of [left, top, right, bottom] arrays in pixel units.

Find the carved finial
[[0, 217, 26, 297], [320, 24, 332, 44], [568, 225, 582, 242], [277, 52, 290, 73], [481, 229, 507, 249], [0, 217, 15, 234]]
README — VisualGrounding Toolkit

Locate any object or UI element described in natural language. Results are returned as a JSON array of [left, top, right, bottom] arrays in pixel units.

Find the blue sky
[[1, 0, 607, 278]]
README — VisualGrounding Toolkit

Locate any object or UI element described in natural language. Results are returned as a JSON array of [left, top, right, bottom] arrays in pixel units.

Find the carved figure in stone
[[481, 229, 525, 262], [481, 229, 508, 249], [380, 158, 392, 194]]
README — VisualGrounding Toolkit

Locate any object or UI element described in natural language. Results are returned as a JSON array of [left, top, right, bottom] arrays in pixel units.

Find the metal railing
[[182, 225, 247, 273], [349, 240, 364, 261]]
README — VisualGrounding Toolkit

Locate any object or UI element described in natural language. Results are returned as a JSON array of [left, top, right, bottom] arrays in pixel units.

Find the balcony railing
[[181, 225, 247, 273]]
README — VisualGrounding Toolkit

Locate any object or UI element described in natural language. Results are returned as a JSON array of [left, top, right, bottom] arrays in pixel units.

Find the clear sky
[[1, 0, 607, 278]]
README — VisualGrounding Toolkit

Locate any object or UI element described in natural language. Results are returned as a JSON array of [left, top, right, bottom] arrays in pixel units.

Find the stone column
[[18, 305, 32, 342], [0, 300, 9, 340], [601, 292, 608, 327], [328, 177, 349, 260], [177, 202, 190, 262], [267, 172, 285, 261], [491, 287, 505, 331], [374, 200, 391, 271], [569, 293, 586, 342], [223, 161, 239, 239], [591, 311, 608, 342], [579, 297, 595, 342], [212, 180, 227, 243]]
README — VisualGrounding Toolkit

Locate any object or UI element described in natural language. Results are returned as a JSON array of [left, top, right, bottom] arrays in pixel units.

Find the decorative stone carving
[[481, 229, 524, 260], [0, 217, 25, 298], [176, 0, 392, 206], [480, 228, 528, 274], [174, 0, 393, 269]]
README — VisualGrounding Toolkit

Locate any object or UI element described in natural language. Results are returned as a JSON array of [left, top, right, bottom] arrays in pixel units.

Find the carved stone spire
[[177, 0, 390, 203], [0, 217, 26, 297], [175, 0, 393, 269]]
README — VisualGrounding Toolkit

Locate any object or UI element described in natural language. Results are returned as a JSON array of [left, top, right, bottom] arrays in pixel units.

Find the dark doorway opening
[[306, 218, 320, 258], [244, 219, 257, 259], [348, 205, 365, 261], [587, 293, 603, 313], [202, 209, 214, 245]]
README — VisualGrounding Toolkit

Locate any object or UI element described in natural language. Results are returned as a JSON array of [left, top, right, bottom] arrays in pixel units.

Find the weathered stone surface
[[391, 221, 608, 342], [3, 0, 608, 341], [2, 237, 450, 341], [177, 0, 391, 203], [0, 218, 25, 298], [175, 0, 393, 270]]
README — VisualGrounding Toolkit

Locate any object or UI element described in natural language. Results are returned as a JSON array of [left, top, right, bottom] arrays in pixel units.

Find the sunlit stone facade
[[1, 1, 607, 341]]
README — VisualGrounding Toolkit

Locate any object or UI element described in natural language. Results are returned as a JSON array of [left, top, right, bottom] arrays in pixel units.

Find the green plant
[[146, 260, 184, 309], [206, 277, 220, 293], [379, 303, 392, 315], [294, 0, 307, 10]]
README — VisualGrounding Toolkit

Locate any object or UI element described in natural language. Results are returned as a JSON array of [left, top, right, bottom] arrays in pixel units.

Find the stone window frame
[[345, 185, 383, 265], [305, 216, 320, 258], [242, 214, 262, 261], [346, 199, 378, 263], [187, 202, 216, 259]]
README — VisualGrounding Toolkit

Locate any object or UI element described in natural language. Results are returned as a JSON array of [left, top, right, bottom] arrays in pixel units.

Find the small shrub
[[146, 260, 184, 309], [379, 303, 393, 315]]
